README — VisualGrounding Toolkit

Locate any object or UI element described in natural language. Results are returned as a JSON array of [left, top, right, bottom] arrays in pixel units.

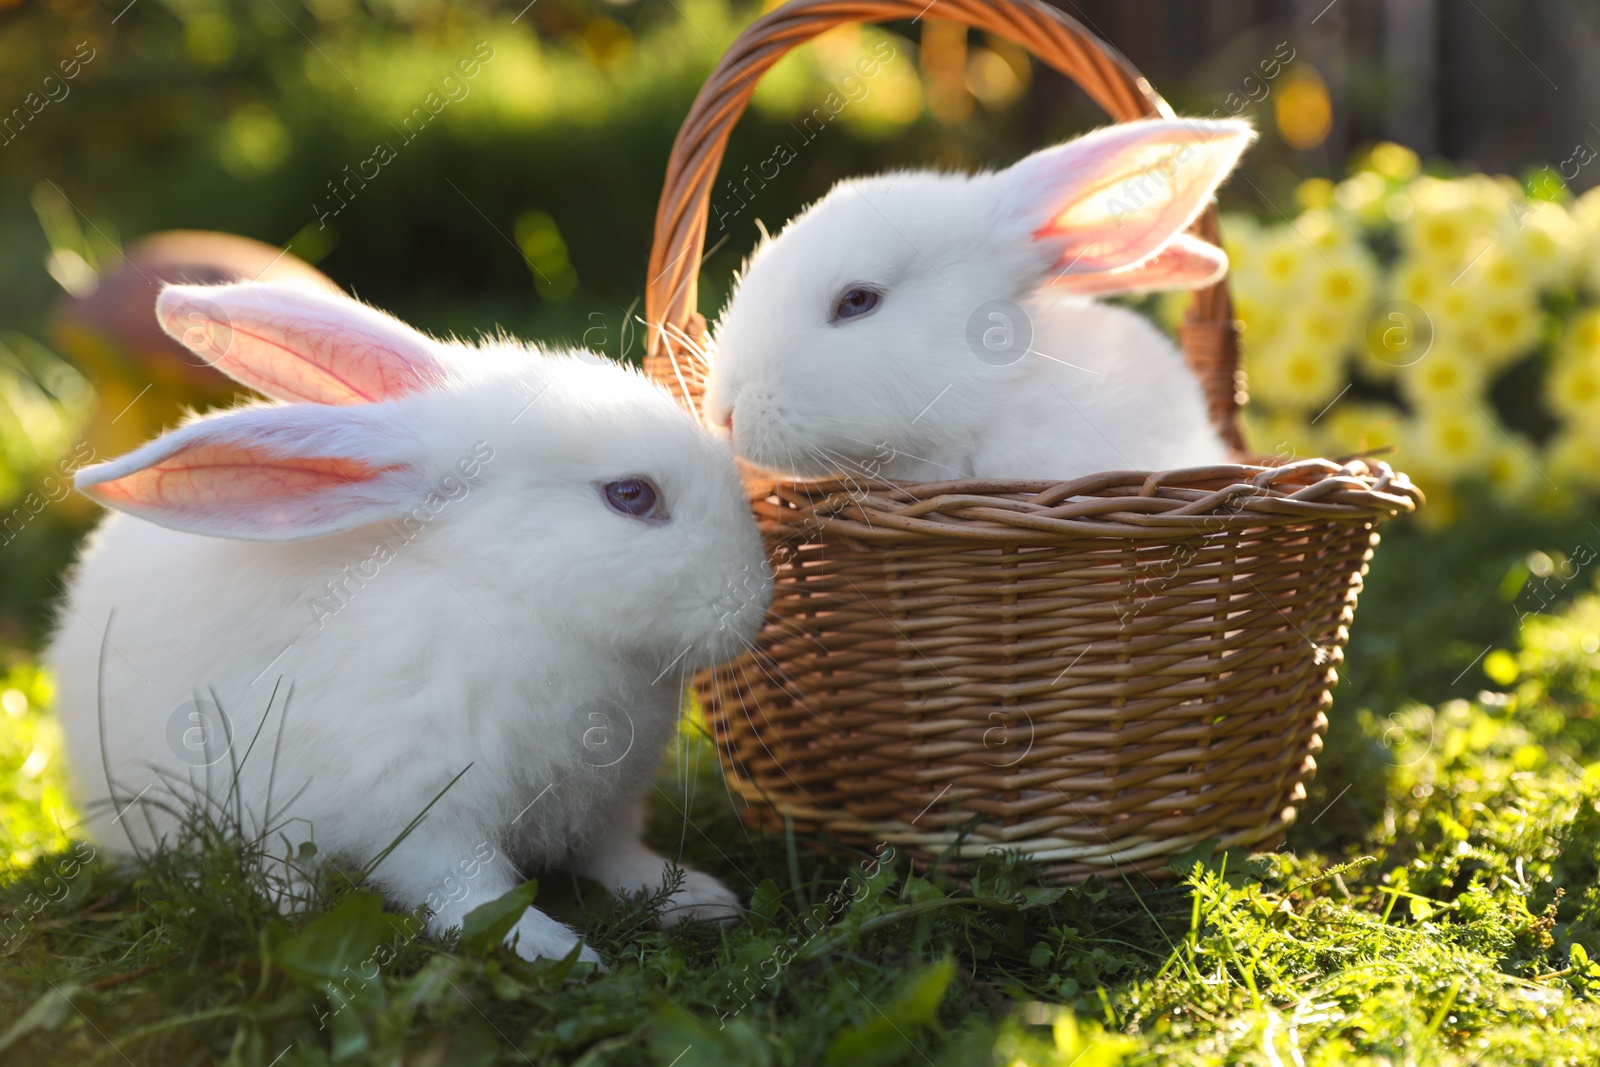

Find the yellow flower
[[1563, 307, 1600, 354], [1462, 173, 1520, 218], [1572, 190, 1600, 293], [1233, 290, 1284, 352], [1501, 200, 1578, 289], [1295, 307, 1355, 350], [1472, 250, 1532, 301], [1335, 170, 1391, 229], [1401, 178, 1495, 266], [1364, 142, 1420, 181], [1418, 286, 1481, 354], [1384, 190, 1415, 225], [1473, 290, 1541, 369], [1226, 167, 1581, 519], [1311, 248, 1378, 316], [1547, 427, 1600, 490], [1402, 403, 1497, 478], [1392, 257, 1445, 308], [1293, 208, 1356, 254], [1251, 228, 1313, 292], [1549, 357, 1600, 416], [1407, 213, 1480, 266], [1358, 285, 1436, 381], [1397, 345, 1488, 410], [1573, 184, 1600, 230], [1547, 332, 1600, 422], [1320, 401, 1403, 457], [1241, 406, 1320, 464], [1295, 177, 1336, 212], [1245, 336, 1347, 413]]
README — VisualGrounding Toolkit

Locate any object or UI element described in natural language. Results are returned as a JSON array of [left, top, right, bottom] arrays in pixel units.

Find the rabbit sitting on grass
[[48, 282, 772, 964], [703, 117, 1256, 483]]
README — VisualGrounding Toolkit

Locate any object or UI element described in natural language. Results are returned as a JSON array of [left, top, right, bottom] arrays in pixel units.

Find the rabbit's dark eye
[[602, 477, 667, 522], [831, 285, 883, 323]]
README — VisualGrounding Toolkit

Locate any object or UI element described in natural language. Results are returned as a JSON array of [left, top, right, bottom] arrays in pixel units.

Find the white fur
[[703, 118, 1255, 482], [48, 283, 771, 964]]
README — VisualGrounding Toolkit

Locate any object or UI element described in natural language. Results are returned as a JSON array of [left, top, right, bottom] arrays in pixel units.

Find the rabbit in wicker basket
[[702, 117, 1257, 484], [48, 282, 771, 964]]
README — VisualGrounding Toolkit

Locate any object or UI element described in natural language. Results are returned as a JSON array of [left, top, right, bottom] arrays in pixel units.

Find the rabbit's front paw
[[507, 910, 604, 967], [662, 868, 741, 926]]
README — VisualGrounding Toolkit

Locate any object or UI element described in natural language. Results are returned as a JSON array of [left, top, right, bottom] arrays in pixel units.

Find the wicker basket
[[642, 0, 1422, 882]]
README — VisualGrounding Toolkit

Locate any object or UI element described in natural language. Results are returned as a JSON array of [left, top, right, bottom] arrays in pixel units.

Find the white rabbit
[[47, 281, 772, 964], [702, 118, 1257, 483]]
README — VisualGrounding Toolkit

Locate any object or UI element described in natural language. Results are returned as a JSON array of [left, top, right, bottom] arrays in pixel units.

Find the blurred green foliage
[[0, 0, 1063, 344], [3, 0, 756, 343], [0, 662, 69, 875]]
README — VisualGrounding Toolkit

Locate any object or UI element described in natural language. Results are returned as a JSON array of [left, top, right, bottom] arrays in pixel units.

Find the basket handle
[[643, 0, 1246, 452]]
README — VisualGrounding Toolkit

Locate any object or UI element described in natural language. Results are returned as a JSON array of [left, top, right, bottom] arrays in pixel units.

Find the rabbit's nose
[[720, 408, 734, 432]]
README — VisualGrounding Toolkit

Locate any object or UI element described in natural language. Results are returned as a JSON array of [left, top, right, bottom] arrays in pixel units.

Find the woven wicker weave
[[642, 0, 1421, 881]]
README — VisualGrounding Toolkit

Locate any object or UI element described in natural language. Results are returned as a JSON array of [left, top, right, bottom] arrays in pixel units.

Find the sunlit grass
[[0, 662, 72, 877]]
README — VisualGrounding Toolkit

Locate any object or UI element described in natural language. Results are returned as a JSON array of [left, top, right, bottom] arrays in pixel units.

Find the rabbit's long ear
[[1049, 235, 1229, 296], [999, 117, 1254, 284], [156, 283, 450, 405], [76, 404, 426, 541]]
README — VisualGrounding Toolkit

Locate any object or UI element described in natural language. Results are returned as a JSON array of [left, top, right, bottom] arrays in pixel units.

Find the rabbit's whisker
[[738, 637, 839, 734], [662, 345, 697, 417], [659, 319, 713, 370], [762, 609, 830, 658], [811, 414, 890, 428], [823, 432, 966, 480], [730, 654, 814, 797]]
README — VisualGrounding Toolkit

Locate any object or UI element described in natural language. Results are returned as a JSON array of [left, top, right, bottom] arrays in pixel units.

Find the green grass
[[5, 506, 1600, 1065]]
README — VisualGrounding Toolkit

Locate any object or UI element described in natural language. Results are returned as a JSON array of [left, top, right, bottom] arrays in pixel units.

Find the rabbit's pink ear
[[156, 283, 449, 406], [1001, 118, 1254, 282], [76, 404, 423, 541], [1049, 235, 1228, 296]]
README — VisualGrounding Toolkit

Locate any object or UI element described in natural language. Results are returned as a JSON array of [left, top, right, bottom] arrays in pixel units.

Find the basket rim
[[747, 456, 1422, 544]]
